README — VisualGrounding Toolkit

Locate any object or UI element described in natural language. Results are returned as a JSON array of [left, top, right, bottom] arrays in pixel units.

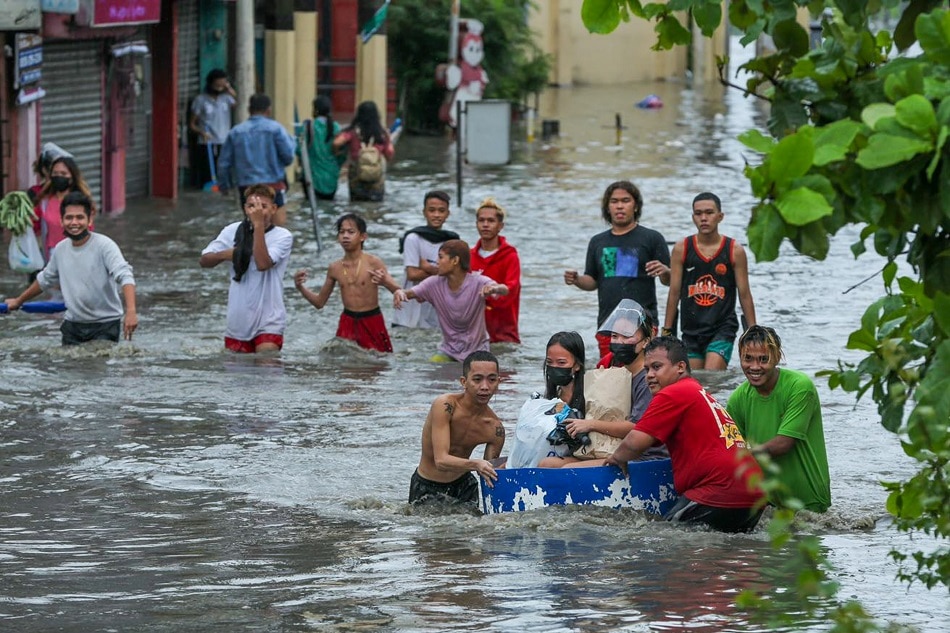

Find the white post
[[234, 0, 255, 123]]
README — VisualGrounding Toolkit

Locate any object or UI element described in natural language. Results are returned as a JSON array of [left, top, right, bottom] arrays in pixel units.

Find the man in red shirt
[[469, 197, 521, 343], [606, 336, 765, 532]]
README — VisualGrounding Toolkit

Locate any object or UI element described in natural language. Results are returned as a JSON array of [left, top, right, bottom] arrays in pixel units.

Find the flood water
[[2, 49, 948, 632]]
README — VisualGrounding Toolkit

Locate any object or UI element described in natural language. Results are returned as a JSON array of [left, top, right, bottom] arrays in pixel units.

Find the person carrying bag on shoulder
[[333, 101, 394, 202]]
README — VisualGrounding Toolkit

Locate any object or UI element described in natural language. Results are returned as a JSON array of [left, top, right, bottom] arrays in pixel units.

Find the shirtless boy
[[408, 350, 506, 507], [294, 213, 393, 352]]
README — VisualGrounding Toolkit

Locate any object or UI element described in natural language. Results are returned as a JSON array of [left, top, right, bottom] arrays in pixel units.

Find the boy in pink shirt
[[391, 240, 507, 362]]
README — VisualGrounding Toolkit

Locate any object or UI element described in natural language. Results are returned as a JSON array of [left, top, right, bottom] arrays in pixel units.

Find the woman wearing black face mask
[[540, 300, 666, 468], [542, 331, 587, 415], [33, 156, 96, 265]]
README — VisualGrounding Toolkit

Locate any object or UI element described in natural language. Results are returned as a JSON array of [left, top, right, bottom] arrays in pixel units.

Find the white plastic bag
[[8, 231, 44, 273], [507, 397, 573, 469]]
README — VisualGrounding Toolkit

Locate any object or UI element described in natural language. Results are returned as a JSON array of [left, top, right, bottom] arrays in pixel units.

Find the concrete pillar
[[692, 3, 729, 85], [294, 1, 318, 121], [556, 0, 573, 86], [355, 1, 387, 121], [151, 0, 179, 198], [265, 0, 296, 181], [234, 0, 255, 124], [355, 35, 387, 117]]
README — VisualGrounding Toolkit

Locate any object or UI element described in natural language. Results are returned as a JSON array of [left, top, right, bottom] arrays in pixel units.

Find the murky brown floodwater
[[1, 40, 946, 632]]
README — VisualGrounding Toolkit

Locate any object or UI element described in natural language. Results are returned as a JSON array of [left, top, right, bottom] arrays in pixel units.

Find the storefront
[[41, 40, 106, 204], [38, 1, 159, 213]]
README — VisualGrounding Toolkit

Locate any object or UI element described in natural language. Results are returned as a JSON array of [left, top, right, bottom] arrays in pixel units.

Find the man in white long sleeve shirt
[[3, 191, 138, 344]]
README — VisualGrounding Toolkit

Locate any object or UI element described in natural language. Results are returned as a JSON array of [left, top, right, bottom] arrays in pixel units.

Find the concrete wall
[[529, 0, 694, 86]]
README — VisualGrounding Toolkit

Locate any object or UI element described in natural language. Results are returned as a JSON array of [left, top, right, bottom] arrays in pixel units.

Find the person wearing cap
[[538, 299, 661, 468], [376, 190, 459, 330], [564, 180, 671, 358]]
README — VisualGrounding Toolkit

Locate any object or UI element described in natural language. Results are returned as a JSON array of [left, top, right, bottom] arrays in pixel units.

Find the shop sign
[[0, 0, 42, 31], [14, 33, 43, 89], [79, 0, 160, 27], [41, 0, 80, 14]]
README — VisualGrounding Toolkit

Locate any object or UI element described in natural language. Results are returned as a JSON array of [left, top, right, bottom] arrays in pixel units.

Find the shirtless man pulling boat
[[408, 350, 506, 507]]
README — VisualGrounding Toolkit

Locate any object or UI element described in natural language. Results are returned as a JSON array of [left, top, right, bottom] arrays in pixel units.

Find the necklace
[[341, 255, 363, 284]]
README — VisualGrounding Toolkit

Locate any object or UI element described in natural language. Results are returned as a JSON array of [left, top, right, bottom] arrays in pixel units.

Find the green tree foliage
[[388, 0, 551, 133], [582, 0, 950, 605]]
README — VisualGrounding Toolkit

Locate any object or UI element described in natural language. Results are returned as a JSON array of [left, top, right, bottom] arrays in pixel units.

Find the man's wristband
[[660, 327, 673, 337]]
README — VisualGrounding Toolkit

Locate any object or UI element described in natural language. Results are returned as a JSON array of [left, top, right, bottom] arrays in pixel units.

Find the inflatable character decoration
[[438, 19, 488, 129]]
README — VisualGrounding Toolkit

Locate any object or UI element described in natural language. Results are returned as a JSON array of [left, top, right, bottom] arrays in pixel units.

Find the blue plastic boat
[[480, 458, 677, 515]]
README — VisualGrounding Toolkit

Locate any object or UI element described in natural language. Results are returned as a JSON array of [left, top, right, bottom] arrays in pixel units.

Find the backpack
[[356, 141, 384, 183]]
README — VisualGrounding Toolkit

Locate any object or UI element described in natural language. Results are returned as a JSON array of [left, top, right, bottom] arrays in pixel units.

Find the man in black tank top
[[662, 193, 757, 370]]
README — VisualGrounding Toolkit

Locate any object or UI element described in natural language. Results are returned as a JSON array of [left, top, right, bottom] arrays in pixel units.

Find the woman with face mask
[[539, 300, 662, 468], [32, 156, 96, 263], [542, 331, 587, 416]]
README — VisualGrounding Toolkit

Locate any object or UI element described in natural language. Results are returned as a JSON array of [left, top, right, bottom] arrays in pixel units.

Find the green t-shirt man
[[727, 368, 831, 512]]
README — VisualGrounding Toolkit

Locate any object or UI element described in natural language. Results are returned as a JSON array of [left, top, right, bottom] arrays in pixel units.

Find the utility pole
[[234, 0, 255, 123]]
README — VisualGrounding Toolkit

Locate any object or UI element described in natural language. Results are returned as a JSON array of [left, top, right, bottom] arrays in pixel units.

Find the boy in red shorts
[[200, 185, 293, 353], [293, 213, 393, 352]]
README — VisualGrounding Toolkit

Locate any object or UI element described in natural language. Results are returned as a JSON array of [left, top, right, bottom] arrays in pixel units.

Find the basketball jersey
[[679, 236, 738, 338]]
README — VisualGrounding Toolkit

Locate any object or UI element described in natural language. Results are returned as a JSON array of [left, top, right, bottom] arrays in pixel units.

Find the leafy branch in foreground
[[582, 0, 950, 611]]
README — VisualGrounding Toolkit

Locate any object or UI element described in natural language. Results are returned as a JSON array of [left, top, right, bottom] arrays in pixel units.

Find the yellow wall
[[529, 0, 731, 86], [294, 10, 318, 121], [355, 35, 388, 123]]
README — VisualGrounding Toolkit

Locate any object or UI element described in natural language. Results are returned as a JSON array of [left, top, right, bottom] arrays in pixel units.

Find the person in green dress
[[297, 95, 346, 201]]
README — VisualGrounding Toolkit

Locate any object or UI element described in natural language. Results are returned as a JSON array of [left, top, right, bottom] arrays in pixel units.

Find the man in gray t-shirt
[[3, 192, 137, 345]]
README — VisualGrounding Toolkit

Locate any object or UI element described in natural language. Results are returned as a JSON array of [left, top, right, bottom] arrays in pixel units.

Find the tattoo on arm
[[443, 402, 455, 419], [495, 424, 505, 438]]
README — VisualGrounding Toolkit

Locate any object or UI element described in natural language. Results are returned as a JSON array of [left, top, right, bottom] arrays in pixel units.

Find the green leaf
[[883, 261, 898, 288], [915, 6, 950, 63], [692, 1, 722, 37], [728, 0, 759, 30], [862, 103, 897, 129], [747, 203, 786, 262], [768, 97, 810, 137], [895, 94, 938, 135], [791, 221, 831, 260], [770, 131, 814, 187], [883, 63, 925, 102], [813, 119, 864, 166], [581, 0, 622, 34], [654, 13, 692, 49], [775, 187, 834, 226], [738, 128, 776, 154], [927, 126, 947, 179], [937, 96, 950, 126], [935, 292, 950, 335], [640, 2, 668, 20], [772, 18, 810, 57], [856, 133, 933, 169], [908, 340, 950, 449]]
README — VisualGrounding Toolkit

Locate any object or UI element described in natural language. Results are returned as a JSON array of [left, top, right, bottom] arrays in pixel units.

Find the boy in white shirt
[[200, 185, 293, 353]]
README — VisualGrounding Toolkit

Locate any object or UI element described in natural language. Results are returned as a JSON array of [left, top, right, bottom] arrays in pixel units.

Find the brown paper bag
[[573, 367, 631, 459]]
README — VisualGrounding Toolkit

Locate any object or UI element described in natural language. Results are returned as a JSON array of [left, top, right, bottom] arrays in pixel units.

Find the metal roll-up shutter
[[124, 49, 153, 199], [178, 0, 200, 148], [41, 40, 104, 210]]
